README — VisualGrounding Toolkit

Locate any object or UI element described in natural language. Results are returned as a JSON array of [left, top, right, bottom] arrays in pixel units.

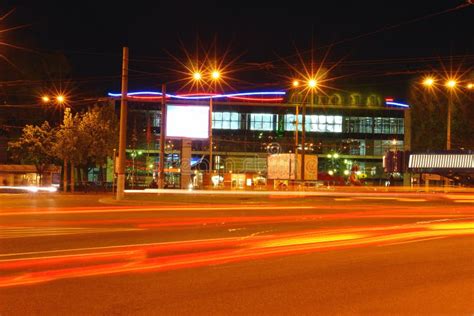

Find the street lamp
[[291, 77, 319, 181], [422, 77, 435, 87], [41, 93, 68, 123], [421, 75, 463, 150], [445, 79, 457, 150], [192, 69, 221, 175], [301, 78, 318, 181], [193, 72, 202, 81], [56, 95, 65, 104]]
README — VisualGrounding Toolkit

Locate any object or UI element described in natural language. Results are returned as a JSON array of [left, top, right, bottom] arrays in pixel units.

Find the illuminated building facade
[[108, 90, 409, 188]]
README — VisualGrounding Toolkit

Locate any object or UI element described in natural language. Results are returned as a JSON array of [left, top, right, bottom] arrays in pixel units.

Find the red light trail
[[0, 202, 472, 288]]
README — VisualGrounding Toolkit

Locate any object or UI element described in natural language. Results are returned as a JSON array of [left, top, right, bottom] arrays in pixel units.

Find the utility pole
[[446, 90, 452, 150], [116, 47, 129, 200], [159, 83, 166, 189], [209, 95, 213, 175], [294, 102, 299, 180], [301, 95, 307, 181]]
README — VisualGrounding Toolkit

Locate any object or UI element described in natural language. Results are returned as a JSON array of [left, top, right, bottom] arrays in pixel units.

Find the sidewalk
[[96, 186, 474, 206]]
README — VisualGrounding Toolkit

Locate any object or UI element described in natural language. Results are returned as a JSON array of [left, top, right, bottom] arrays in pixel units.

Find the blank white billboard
[[166, 105, 209, 139]]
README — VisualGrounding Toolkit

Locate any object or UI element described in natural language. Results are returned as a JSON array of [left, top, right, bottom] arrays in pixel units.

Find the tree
[[77, 104, 118, 183], [53, 108, 81, 192], [8, 121, 55, 185]]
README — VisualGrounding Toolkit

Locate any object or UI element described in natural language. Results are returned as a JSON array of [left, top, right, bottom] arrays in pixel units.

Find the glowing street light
[[422, 77, 435, 87], [446, 79, 457, 88], [41, 96, 50, 103], [56, 95, 65, 104], [193, 72, 202, 81], [292, 75, 322, 181], [308, 79, 318, 89], [190, 68, 223, 175], [467, 83, 473, 90], [211, 70, 220, 80], [420, 75, 463, 150]]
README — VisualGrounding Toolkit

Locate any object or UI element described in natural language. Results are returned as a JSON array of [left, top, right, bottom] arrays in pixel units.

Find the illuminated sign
[[409, 154, 474, 169], [166, 105, 209, 139]]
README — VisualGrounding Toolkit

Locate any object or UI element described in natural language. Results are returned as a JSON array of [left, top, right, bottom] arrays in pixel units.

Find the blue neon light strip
[[386, 101, 410, 108], [107, 91, 286, 100]]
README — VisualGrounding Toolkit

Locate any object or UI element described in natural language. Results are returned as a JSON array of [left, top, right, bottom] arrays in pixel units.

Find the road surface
[[0, 191, 473, 315]]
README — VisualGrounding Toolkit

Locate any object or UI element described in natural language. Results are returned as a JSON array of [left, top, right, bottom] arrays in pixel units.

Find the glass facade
[[374, 117, 404, 134], [284, 114, 342, 132], [373, 140, 404, 156], [182, 110, 404, 135], [212, 112, 240, 130], [343, 117, 373, 133], [284, 114, 302, 131], [250, 113, 274, 131], [308, 115, 342, 133], [343, 117, 404, 134]]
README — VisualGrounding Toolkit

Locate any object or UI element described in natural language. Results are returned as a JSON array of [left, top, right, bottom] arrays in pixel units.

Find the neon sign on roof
[[107, 90, 410, 108], [107, 91, 286, 101], [385, 101, 410, 108]]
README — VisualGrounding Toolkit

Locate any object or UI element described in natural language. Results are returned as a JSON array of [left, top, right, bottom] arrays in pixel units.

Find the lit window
[[299, 114, 343, 133], [284, 114, 302, 131], [250, 114, 274, 131], [374, 117, 404, 134], [212, 112, 241, 130]]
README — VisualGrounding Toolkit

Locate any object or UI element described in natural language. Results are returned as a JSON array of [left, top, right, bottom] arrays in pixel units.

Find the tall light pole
[[159, 83, 166, 189], [209, 70, 220, 175], [116, 47, 129, 200], [292, 80, 300, 163], [41, 93, 68, 191], [192, 70, 221, 176], [301, 78, 317, 181], [422, 76, 457, 151], [445, 79, 457, 150]]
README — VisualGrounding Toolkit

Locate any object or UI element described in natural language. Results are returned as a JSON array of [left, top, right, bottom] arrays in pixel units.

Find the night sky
[[3, 0, 474, 98]]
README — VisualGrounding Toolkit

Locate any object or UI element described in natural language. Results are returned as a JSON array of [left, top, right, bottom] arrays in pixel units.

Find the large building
[[108, 89, 410, 189]]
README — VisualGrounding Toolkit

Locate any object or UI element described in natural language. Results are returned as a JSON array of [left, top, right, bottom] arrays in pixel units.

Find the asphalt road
[[0, 191, 473, 315]]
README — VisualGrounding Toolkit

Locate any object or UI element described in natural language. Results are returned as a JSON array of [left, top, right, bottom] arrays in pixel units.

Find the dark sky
[[3, 0, 474, 98]]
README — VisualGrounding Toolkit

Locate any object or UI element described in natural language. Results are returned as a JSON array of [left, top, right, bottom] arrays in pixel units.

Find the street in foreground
[[0, 191, 473, 315]]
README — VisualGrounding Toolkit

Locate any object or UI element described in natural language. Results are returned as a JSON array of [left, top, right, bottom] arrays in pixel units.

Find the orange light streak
[[1, 219, 472, 288]]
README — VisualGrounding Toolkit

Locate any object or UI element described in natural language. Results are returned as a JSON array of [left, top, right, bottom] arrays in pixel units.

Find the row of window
[[283, 114, 343, 133], [212, 112, 404, 134]]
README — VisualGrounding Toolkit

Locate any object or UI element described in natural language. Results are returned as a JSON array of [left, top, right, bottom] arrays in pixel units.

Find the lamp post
[[209, 70, 220, 175], [445, 79, 457, 150], [192, 69, 221, 177], [292, 80, 300, 180], [301, 78, 318, 182], [41, 93, 69, 192], [422, 76, 457, 150], [41, 94, 67, 123], [116, 47, 129, 200], [292, 78, 318, 182], [159, 83, 166, 189]]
